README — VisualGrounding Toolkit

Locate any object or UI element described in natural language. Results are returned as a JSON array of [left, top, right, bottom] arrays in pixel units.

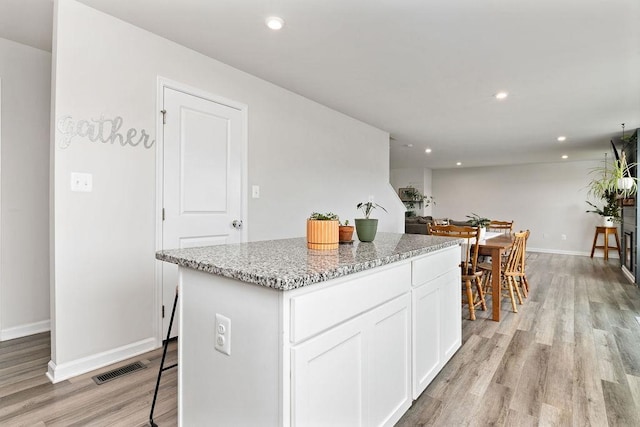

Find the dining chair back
[[488, 220, 514, 235], [517, 229, 531, 297], [428, 224, 486, 320]]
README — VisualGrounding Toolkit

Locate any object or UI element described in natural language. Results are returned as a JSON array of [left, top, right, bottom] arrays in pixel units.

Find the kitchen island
[[157, 232, 462, 426]]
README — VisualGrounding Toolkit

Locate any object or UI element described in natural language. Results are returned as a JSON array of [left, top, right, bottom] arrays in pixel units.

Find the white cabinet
[[177, 245, 461, 426], [292, 293, 411, 427], [411, 246, 461, 399]]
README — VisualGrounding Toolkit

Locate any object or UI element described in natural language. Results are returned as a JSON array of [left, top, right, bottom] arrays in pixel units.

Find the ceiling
[[1, 0, 639, 169]]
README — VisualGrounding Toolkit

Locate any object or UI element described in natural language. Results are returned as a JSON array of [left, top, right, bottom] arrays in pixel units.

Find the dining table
[[477, 233, 514, 322]]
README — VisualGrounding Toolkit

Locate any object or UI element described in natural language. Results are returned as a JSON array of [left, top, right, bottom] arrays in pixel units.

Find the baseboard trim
[[527, 247, 619, 259], [0, 319, 50, 341], [46, 337, 157, 384], [622, 266, 635, 283]]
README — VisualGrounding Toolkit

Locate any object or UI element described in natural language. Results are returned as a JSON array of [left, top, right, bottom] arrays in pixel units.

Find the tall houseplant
[[355, 202, 387, 242]]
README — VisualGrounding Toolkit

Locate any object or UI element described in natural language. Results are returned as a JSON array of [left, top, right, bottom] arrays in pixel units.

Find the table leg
[[604, 231, 609, 261], [491, 247, 502, 321], [590, 230, 598, 258]]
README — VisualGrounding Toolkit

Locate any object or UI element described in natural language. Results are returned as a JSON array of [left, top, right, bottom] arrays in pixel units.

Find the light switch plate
[[252, 185, 260, 199], [71, 172, 93, 192]]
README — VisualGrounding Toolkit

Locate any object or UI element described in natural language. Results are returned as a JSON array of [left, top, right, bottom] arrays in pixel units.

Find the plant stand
[[590, 226, 621, 261]]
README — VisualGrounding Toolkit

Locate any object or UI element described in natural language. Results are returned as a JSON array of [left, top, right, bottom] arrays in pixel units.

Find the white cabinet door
[[412, 277, 441, 398], [370, 294, 412, 426], [291, 294, 411, 427], [292, 312, 367, 427], [441, 269, 462, 360], [412, 268, 460, 399]]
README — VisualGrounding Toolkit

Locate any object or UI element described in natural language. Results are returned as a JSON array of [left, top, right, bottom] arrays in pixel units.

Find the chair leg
[[505, 277, 518, 313], [465, 279, 476, 320], [522, 275, 530, 295], [512, 277, 524, 305], [517, 275, 528, 298], [482, 271, 492, 295], [474, 276, 487, 311]]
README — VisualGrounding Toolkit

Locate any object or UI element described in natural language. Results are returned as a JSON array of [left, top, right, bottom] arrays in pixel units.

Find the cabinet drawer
[[290, 263, 411, 343], [412, 246, 460, 287]]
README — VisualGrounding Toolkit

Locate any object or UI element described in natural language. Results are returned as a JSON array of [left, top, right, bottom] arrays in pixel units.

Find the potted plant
[[339, 219, 355, 242], [587, 151, 638, 200], [399, 186, 436, 210], [355, 202, 387, 242], [586, 190, 620, 227], [307, 212, 339, 250], [466, 213, 490, 241]]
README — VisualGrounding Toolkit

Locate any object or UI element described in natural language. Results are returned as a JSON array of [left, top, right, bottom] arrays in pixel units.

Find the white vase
[[478, 227, 486, 241], [603, 217, 614, 227]]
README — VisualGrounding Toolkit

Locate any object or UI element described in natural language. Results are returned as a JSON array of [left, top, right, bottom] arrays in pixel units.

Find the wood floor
[[1, 253, 640, 426]]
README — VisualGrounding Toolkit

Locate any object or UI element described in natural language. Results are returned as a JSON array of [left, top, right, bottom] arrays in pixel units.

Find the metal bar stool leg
[[149, 288, 178, 427]]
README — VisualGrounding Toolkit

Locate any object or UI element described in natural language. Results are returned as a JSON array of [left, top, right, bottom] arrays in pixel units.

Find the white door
[[161, 86, 245, 338]]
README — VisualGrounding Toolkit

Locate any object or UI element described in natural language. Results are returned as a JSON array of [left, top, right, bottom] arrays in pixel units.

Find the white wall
[[432, 160, 603, 255], [0, 38, 51, 341], [49, 0, 402, 381]]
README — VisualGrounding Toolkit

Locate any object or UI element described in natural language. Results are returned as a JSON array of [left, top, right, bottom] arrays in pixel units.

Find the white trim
[[155, 77, 249, 344], [527, 247, 620, 258], [621, 265, 635, 283], [46, 337, 156, 384], [0, 319, 50, 341]]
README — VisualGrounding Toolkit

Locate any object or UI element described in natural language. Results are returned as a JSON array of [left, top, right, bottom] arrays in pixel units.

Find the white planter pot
[[603, 216, 615, 227], [478, 227, 486, 241], [617, 177, 634, 190]]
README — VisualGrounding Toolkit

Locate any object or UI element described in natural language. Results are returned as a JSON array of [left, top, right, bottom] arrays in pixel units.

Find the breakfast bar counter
[[157, 233, 463, 426]]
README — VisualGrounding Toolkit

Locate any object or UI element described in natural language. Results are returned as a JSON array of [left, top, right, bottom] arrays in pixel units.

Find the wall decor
[[56, 115, 155, 149]]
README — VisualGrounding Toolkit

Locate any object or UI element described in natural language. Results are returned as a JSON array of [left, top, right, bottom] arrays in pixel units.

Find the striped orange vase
[[307, 220, 339, 250]]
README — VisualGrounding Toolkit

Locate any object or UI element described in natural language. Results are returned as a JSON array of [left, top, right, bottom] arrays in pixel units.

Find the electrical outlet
[[561, 234, 567, 241], [215, 314, 231, 355]]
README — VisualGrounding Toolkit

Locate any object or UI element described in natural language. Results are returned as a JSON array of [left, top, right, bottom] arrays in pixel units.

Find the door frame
[[154, 77, 248, 345]]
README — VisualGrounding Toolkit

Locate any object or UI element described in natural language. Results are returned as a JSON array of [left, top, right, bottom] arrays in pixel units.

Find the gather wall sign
[[56, 115, 155, 149]]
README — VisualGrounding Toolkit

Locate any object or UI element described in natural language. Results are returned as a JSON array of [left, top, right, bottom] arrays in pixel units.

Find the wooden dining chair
[[479, 231, 527, 313], [484, 220, 514, 262], [488, 220, 514, 235], [516, 229, 531, 297], [429, 224, 486, 320]]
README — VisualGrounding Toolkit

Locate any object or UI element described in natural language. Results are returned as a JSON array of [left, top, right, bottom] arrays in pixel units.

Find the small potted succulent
[[355, 202, 387, 242], [307, 212, 339, 250], [339, 219, 355, 242]]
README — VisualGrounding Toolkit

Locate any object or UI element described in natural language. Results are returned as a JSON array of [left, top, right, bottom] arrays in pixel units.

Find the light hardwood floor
[[1, 253, 640, 426]]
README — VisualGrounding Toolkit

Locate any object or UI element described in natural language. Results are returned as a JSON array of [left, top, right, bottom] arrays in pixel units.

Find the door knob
[[232, 220, 243, 230]]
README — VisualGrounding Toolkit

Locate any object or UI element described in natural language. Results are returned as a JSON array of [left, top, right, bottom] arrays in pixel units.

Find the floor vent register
[[92, 361, 147, 385]]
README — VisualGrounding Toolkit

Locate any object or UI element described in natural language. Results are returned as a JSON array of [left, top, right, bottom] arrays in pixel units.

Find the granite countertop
[[156, 232, 461, 291]]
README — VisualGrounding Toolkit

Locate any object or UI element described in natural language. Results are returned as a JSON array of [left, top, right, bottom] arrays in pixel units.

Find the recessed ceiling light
[[495, 91, 508, 100], [557, 136, 567, 142], [456, 162, 462, 166], [562, 155, 568, 159], [425, 148, 432, 153], [266, 16, 284, 30]]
